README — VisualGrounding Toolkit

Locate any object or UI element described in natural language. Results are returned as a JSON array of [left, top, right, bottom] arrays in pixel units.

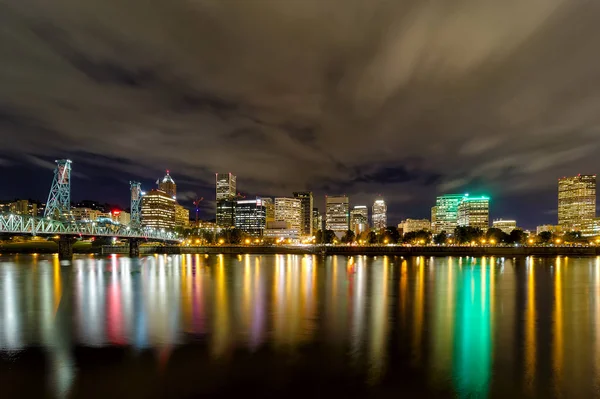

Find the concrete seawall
[[101, 245, 600, 257]]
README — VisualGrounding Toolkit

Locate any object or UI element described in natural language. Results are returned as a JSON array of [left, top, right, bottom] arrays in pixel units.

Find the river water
[[0, 254, 599, 398]]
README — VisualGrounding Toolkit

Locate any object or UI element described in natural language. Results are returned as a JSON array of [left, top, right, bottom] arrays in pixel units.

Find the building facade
[[216, 173, 236, 201], [175, 204, 190, 228], [325, 195, 349, 235], [262, 198, 275, 223], [372, 199, 387, 230], [433, 194, 465, 234], [293, 191, 313, 237], [141, 189, 176, 230], [457, 196, 490, 230], [235, 197, 267, 236], [111, 210, 131, 225], [216, 200, 236, 228], [70, 207, 101, 222], [492, 219, 517, 234], [158, 170, 177, 199], [558, 174, 596, 231], [312, 208, 322, 233], [401, 219, 431, 234], [274, 197, 302, 232], [350, 205, 369, 234], [536, 224, 563, 235]]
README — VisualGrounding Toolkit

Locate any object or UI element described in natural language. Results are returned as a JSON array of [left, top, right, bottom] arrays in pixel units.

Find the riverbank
[[101, 244, 600, 257]]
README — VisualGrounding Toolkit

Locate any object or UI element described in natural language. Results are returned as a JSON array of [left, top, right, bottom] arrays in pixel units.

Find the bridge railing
[[0, 213, 179, 242]]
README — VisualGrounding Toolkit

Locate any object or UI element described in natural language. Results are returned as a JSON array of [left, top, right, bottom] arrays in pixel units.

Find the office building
[[216, 173, 236, 201], [312, 208, 322, 232], [350, 205, 369, 234], [431, 206, 437, 231], [457, 195, 490, 230], [111, 210, 131, 225], [175, 204, 190, 228], [263, 221, 299, 240], [372, 199, 387, 230], [326, 195, 349, 235], [141, 189, 176, 230], [492, 219, 517, 234], [262, 198, 275, 223], [70, 207, 101, 222], [293, 191, 313, 236], [558, 174, 596, 231], [536, 225, 563, 235], [235, 197, 267, 236], [274, 197, 302, 232], [401, 219, 431, 234], [216, 199, 236, 228], [432, 194, 465, 234], [158, 170, 177, 198]]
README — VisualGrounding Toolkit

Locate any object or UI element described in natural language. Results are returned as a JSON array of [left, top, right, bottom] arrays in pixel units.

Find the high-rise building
[[216, 200, 236, 228], [312, 208, 322, 233], [350, 205, 369, 234], [293, 191, 313, 237], [216, 173, 237, 228], [159, 170, 177, 199], [216, 173, 236, 201], [492, 219, 517, 234], [141, 189, 176, 230], [325, 195, 349, 234], [262, 197, 275, 223], [274, 197, 302, 232], [372, 198, 387, 230], [433, 194, 465, 234], [457, 195, 490, 230], [235, 197, 267, 236], [174, 204, 190, 228], [558, 174, 596, 231], [401, 219, 431, 234]]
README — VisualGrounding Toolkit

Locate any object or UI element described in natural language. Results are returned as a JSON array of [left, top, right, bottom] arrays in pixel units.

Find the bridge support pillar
[[129, 238, 141, 257], [57, 236, 76, 261]]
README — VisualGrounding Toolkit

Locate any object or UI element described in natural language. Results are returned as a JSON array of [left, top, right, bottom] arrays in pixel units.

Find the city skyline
[[4, 166, 600, 230]]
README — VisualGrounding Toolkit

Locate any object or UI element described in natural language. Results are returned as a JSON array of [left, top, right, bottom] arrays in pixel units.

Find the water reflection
[[3, 254, 600, 397]]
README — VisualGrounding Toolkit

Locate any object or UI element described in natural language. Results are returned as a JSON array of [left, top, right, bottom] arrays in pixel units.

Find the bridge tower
[[44, 159, 73, 220], [129, 181, 143, 229]]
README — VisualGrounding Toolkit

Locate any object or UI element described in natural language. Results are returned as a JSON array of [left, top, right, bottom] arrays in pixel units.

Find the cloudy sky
[[1, 0, 600, 227]]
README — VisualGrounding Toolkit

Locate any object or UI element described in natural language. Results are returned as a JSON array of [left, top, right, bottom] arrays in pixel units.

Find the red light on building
[[113, 210, 120, 215]]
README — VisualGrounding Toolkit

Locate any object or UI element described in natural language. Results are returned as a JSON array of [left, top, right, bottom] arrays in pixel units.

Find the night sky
[[1, 0, 600, 229]]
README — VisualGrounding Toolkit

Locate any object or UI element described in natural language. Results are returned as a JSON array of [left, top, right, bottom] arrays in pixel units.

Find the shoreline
[[2, 245, 599, 257]]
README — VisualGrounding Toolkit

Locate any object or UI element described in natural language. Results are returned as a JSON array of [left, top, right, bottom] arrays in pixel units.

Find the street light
[[528, 238, 534, 245], [245, 238, 251, 245], [490, 239, 496, 245], [555, 238, 562, 245]]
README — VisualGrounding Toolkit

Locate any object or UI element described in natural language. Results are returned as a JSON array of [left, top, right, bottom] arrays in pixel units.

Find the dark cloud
[[1, 0, 599, 226]]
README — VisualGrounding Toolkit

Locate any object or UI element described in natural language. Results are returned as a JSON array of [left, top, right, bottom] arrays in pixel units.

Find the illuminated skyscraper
[[158, 170, 177, 198], [174, 204, 190, 227], [141, 189, 176, 230], [457, 196, 490, 230], [216, 173, 236, 201], [216, 200, 236, 228], [433, 194, 465, 234], [325, 195, 349, 234], [235, 197, 267, 236], [216, 173, 237, 228], [274, 197, 302, 232], [372, 198, 387, 230], [350, 205, 369, 234], [558, 174, 596, 231], [293, 191, 313, 236], [312, 208, 322, 232]]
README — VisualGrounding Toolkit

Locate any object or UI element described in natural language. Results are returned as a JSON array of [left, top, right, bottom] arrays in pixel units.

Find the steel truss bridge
[[0, 213, 177, 241], [0, 159, 180, 259]]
